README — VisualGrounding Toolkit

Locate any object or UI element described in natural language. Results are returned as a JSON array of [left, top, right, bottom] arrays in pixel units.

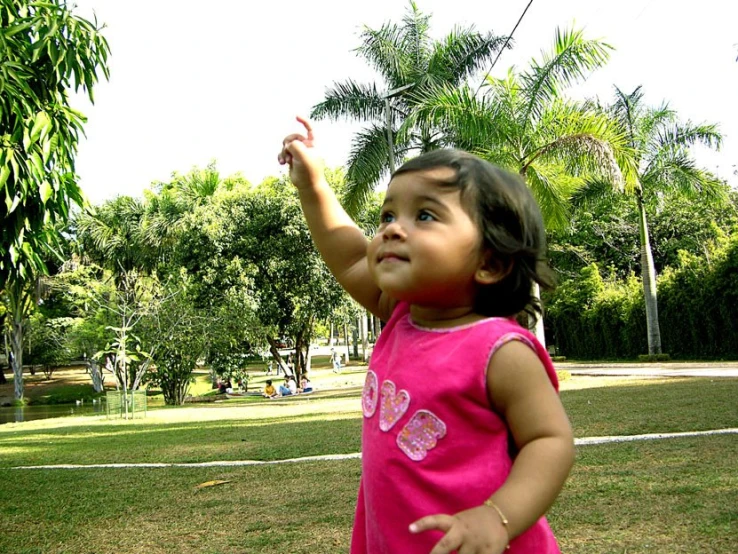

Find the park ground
[[0, 359, 736, 553]]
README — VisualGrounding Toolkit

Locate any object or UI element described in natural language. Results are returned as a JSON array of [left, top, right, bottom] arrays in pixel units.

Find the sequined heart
[[362, 370, 379, 418], [397, 410, 447, 461], [379, 380, 410, 431]]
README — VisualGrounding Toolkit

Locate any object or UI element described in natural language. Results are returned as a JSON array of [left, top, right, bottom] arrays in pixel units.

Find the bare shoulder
[[486, 340, 556, 412]]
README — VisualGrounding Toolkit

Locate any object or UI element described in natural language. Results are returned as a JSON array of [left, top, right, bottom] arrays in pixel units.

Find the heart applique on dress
[[379, 380, 410, 432], [362, 370, 379, 418]]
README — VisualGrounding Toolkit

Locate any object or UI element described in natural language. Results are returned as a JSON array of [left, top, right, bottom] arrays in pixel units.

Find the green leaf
[[30, 111, 51, 144], [0, 165, 10, 188], [6, 193, 21, 213], [39, 181, 52, 203]]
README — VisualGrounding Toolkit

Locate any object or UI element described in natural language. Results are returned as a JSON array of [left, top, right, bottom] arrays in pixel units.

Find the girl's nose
[[382, 220, 406, 241]]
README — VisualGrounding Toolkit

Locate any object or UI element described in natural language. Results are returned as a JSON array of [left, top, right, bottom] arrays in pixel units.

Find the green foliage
[[407, 27, 622, 230], [548, 187, 738, 280], [141, 275, 207, 405], [311, 1, 507, 213], [24, 312, 74, 378], [548, 233, 738, 359], [637, 353, 671, 362], [1, 0, 110, 400], [1, 0, 110, 283]]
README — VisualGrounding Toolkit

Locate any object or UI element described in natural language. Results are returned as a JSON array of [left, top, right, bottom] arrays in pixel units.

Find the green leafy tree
[[175, 177, 346, 376], [310, 1, 507, 213], [140, 275, 208, 405], [76, 196, 153, 282], [25, 312, 73, 379], [585, 86, 723, 354], [1, 0, 110, 400]]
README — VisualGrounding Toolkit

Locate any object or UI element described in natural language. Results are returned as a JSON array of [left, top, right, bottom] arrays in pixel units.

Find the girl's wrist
[[483, 498, 511, 550]]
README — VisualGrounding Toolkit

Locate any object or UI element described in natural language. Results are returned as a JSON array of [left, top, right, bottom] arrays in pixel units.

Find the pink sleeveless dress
[[351, 302, 561, 554]]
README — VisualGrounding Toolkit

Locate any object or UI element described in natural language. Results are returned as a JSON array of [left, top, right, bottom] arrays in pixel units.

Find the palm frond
[[405, 83, 507, 152], [639, 101, 675, 144], [310, 80, 385, 122], [521, 27, 612, 127], [343, 124, 396, 216], [569, 177, 620, 209], [523, 164, 573, 230], [641, 149, 727, 202], [175, 165, 221, 207], [401, 1, 432, 75], [355, 23, 411, 85], [655, 122, 722, 151], [523, 100, 627, 188], [427, 29, 508, 87]]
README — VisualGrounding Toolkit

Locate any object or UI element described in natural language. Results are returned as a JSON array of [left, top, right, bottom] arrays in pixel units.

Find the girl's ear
[[475, 251, 512, 285]]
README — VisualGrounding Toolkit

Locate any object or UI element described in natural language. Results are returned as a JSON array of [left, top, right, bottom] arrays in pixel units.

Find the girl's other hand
[[278, 116, 324, 190], [410, 505, 509, 554]]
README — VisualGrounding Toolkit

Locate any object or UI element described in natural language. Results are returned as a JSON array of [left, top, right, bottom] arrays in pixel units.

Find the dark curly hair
[[393, 149, 555, 318]]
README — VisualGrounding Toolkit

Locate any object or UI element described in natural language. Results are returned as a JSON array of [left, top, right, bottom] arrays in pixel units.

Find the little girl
[[278, 117, 574, 554]]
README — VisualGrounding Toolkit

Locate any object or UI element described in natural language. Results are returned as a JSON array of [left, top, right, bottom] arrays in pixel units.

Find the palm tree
[[76, 196, 152, 282], [598, 86, 722, 355], [404, 28, 625, 342], [310, 1, 508, 213]]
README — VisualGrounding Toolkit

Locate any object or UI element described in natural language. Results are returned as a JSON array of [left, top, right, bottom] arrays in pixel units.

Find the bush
[[637, 354, 671, 363], [547, 234, 738, 360]]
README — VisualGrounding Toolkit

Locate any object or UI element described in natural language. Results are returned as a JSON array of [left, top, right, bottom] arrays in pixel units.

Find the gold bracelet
[[483, 498, 511, 550]]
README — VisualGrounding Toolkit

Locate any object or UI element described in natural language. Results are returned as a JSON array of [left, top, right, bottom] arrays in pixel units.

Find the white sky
[[70, 0, 738, 204]]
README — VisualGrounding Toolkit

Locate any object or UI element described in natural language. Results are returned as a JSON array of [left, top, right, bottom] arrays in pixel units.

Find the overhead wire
[[474, 0, 535, 96]]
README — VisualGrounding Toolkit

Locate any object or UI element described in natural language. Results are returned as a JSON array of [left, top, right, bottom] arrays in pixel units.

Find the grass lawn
[[0, 376, 736, 553]]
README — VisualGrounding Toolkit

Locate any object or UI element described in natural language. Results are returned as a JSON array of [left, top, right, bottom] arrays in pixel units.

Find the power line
[[474, 0, 535, 96]]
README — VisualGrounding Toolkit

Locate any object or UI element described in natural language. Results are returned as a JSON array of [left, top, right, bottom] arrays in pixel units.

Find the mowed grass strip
[[0, 460, 361, 554], [0, 435, 735, 554]]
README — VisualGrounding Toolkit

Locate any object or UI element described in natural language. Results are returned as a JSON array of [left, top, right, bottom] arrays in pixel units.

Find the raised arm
[[278, 117, 391, 319]]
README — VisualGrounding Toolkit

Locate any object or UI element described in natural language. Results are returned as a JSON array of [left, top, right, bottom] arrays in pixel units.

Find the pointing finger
[[282, 133, 307, 148], [295, 116, 314, 144]]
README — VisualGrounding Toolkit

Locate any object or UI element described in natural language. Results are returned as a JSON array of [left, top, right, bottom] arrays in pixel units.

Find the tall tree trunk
[[637, 193, 662, 355], [266, 337, 287, 373], [329, 321, 334, 347], [352, 318, 359, 360], [8, 281, 26, 401], [0, 333, 8, 385], [374, 315, 382, 342], [531, 283, 546, 348], [343, 323, 350, 363], [361, 312, 369, 361], [87, 360, 105, 393]]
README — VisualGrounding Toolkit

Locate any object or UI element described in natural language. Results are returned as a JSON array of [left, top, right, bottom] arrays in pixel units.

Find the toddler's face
[[368, 168, 485, 308]]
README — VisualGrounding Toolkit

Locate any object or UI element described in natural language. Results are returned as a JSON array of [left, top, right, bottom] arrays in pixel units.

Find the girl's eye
[[380, 212, 396, 224], [418, 210, 435, 222]]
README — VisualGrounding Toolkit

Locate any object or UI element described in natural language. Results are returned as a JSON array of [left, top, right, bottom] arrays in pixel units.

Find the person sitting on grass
[[278, 376, 297, 396], [262, 379, 277, 398], [300, 372, 313, 393]]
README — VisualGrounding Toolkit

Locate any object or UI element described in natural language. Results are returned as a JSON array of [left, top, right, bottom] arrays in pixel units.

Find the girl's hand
[[410, 505, 510, 554], [277, 116, 324, 190]]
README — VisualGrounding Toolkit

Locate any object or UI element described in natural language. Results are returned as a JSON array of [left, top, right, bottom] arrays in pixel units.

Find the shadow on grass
[[0, 412, 364, 468]]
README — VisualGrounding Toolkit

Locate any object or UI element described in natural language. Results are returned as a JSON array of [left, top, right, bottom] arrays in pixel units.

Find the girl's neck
[[409, 304, 486, 329]]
